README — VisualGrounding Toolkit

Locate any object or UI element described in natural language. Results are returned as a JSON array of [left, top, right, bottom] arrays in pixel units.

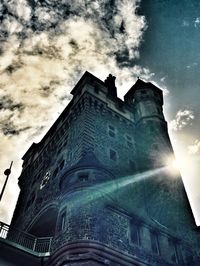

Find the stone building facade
[[8, 72, 200, 265]]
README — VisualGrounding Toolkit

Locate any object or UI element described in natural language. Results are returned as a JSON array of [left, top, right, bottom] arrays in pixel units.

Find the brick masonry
[[10, 72, 200, 265]]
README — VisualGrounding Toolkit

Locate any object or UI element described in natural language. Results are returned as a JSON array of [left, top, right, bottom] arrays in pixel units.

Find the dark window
[[141, 90, 147, 94], [53, 167, 58, 177], [150, 231, 160, 254], [168, 239, 178, 263], [108, 125, 116, 138], [110, 149, 117, 161], [79, 174, 89, 182], [126, 135, 133, 147], [61, 212, 66, 230], [60, 212, 66, 231], [89, 97, 92, 107], [94, 100, 98, 109], [60, 160, 65, 170], [130, 221, 140, 245], [94, 87, 99, 94], [100, 104, 104, 112]]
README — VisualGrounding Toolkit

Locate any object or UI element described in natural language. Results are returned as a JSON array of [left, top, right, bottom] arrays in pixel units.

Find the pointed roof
[[124, 78, 163, 103], [70, 71, 105, 96]]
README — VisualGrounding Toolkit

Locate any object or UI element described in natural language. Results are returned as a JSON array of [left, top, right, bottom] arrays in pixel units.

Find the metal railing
[[0, 221, 52, 254]]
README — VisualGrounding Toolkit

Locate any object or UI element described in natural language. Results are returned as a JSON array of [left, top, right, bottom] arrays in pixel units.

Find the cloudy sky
[[0, 0, 200, 226]]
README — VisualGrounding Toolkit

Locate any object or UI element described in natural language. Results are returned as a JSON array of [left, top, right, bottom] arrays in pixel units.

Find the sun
[[171, 159, 180, 171], [166, 156, 181, 176]]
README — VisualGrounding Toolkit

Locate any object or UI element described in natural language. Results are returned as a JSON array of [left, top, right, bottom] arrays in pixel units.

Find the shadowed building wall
[[7, 71, 200, 265]]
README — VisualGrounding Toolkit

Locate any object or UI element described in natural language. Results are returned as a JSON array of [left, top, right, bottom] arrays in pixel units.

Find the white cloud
[[188, 139, 200, 155], [169, 109, 194, 131], [194, 17, 200, 28], [160, 76, 167, 82], [4, 0, 31, 22]]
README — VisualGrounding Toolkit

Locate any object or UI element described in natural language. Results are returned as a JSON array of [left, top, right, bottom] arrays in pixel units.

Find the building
[[0, 71, 199, 265]]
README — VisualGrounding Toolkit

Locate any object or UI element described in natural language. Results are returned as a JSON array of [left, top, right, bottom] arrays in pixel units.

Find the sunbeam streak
[[68, 166, 170, 208]]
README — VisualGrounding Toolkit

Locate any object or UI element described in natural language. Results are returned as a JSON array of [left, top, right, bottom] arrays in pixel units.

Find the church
[[0, 71, 199, 265]]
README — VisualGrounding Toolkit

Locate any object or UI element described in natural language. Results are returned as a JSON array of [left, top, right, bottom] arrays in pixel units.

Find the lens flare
[[166, 157, 180, 176]]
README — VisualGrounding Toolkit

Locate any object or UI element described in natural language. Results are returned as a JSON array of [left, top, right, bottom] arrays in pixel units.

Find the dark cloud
[[0, 96, 24, 112], [4, 60, 24, 74], [1, 124, 31, 136]]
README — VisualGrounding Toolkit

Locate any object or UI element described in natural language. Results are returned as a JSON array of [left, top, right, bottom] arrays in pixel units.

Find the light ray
[[68, 166, 169, 209]]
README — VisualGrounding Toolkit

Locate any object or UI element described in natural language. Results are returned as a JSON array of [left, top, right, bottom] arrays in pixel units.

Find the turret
[[124, 78, 164, 123], [124, 79, 172, 169]]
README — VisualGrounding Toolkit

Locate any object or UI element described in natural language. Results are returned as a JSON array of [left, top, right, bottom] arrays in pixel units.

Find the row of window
[[108, 125, 135, 148], [109, 149, 136, 169], [56, 212, 192, 265], [130, 220, 189, 264]]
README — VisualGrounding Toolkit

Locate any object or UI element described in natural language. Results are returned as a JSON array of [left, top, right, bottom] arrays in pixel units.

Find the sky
[[0, 0, 200, 226]]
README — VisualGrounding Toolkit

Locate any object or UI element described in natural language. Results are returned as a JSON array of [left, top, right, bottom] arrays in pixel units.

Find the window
[[130, 221, 140, 245], [150, 231, 160, 255], [59, 212, 66, 231], [108, 125, 116, 138], [59, 160, 65, 170], [126, 135, 133, 147], [168, 238, 179, 263], [110, 149, 117, 161], [53, 167, 58, 177], [94, 87, 99, 94], [79, 174, 89, 182], [94, 100, 98, 109]]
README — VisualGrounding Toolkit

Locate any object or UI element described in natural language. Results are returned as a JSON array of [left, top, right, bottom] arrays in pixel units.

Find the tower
[[9, 72, 200, 265]]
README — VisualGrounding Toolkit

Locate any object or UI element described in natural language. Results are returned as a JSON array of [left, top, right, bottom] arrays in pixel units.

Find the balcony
[[0, 221, 52, 255]]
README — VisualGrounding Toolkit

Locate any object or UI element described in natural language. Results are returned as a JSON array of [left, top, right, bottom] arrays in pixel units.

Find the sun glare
[[166, 157, 180, 176]]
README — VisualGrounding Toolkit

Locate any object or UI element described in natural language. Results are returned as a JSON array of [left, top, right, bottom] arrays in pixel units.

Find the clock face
[[40, 170, 51, 190]]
